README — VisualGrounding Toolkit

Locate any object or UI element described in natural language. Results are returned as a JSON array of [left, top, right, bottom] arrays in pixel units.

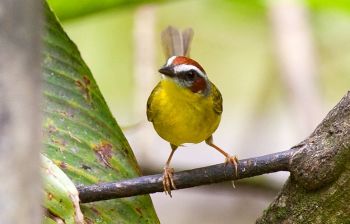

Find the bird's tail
[[161, 26, 194, 58]]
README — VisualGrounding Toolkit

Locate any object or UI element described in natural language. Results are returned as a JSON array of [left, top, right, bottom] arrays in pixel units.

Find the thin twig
[[78, 149, 296, 203]]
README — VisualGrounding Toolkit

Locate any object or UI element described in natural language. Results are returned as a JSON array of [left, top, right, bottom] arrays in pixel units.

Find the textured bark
[[257, 91, 350, 223], [0, 1, 42, 223], [78, 149, 294, 202]]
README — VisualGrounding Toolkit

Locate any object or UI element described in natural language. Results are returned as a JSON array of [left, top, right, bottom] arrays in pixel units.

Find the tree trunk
[[0, 0, 42, 223], [257, 91, 350, 223]]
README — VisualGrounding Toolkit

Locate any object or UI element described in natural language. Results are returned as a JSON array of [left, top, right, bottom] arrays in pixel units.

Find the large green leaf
[[42, 3, 159, 223], [42, 155, 84, 224]]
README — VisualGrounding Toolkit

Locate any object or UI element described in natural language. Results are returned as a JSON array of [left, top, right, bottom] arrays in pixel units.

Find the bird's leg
[[163, 144, 177, 197], [205, 136, 239, 176]]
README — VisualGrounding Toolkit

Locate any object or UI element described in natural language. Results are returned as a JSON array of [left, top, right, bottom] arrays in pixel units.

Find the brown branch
[[257, 91, 350, 223], [78, 149, 296, 203]]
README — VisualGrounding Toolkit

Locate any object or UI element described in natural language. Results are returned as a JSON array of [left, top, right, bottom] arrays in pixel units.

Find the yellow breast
[[147, 79, 221, 146]]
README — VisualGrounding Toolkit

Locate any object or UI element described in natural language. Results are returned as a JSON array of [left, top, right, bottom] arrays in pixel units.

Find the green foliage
[[307, 0, 350, 13], [42, 3, 159, 223], [47, 0, 350, 21], [47, 0, 165, 20], [42, 155, 83, 224]]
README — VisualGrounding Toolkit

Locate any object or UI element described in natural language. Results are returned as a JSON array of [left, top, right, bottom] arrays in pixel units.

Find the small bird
[[147, 26, 238, 196]]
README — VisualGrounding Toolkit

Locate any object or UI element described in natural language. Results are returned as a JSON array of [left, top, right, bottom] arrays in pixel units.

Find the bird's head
[[159, 56, 210, 95]]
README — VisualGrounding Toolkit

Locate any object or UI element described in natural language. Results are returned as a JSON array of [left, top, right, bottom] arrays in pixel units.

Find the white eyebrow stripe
[[174, 64, 206, 78], [166, 56, 176, 66]]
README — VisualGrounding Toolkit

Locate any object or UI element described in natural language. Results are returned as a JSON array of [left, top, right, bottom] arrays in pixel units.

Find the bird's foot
[[224, 155, 239, 177], [162, 166, 176, 197]]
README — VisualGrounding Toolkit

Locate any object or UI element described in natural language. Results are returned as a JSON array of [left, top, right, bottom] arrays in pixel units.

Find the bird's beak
[[158, 65, 175, 77]]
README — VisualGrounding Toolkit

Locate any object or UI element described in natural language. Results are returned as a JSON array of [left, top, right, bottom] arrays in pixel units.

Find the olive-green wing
[[147, 82, 162, 122], [210, 82, 223, 115]]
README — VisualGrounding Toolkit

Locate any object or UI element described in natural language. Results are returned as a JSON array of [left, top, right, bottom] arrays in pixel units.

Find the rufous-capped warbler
[[147, 26, 238, 196]]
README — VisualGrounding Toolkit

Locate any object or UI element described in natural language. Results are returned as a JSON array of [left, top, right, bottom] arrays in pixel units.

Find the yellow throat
[[147, 78, 221, 146]]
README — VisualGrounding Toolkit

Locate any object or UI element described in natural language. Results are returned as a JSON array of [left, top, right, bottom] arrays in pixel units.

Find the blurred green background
[[48, 0, 350, 223]]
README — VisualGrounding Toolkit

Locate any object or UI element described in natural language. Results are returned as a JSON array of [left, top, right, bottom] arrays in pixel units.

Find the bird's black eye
[[187, 70, 196, 80]]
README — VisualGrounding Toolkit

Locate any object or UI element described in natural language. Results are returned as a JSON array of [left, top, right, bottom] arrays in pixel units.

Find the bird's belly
[[151, 89, 220, 146]]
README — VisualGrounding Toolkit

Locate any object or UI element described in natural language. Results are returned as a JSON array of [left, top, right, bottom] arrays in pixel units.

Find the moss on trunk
[[257, 92, 350, 223]]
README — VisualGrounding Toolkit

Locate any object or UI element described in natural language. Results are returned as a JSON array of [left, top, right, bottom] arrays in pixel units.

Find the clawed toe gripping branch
[[77, 148, 295, 203], [78, 91, 350, 223]]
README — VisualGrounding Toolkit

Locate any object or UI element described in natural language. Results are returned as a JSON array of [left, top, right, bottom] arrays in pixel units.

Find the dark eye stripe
[[178, 70, 198, 81]]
